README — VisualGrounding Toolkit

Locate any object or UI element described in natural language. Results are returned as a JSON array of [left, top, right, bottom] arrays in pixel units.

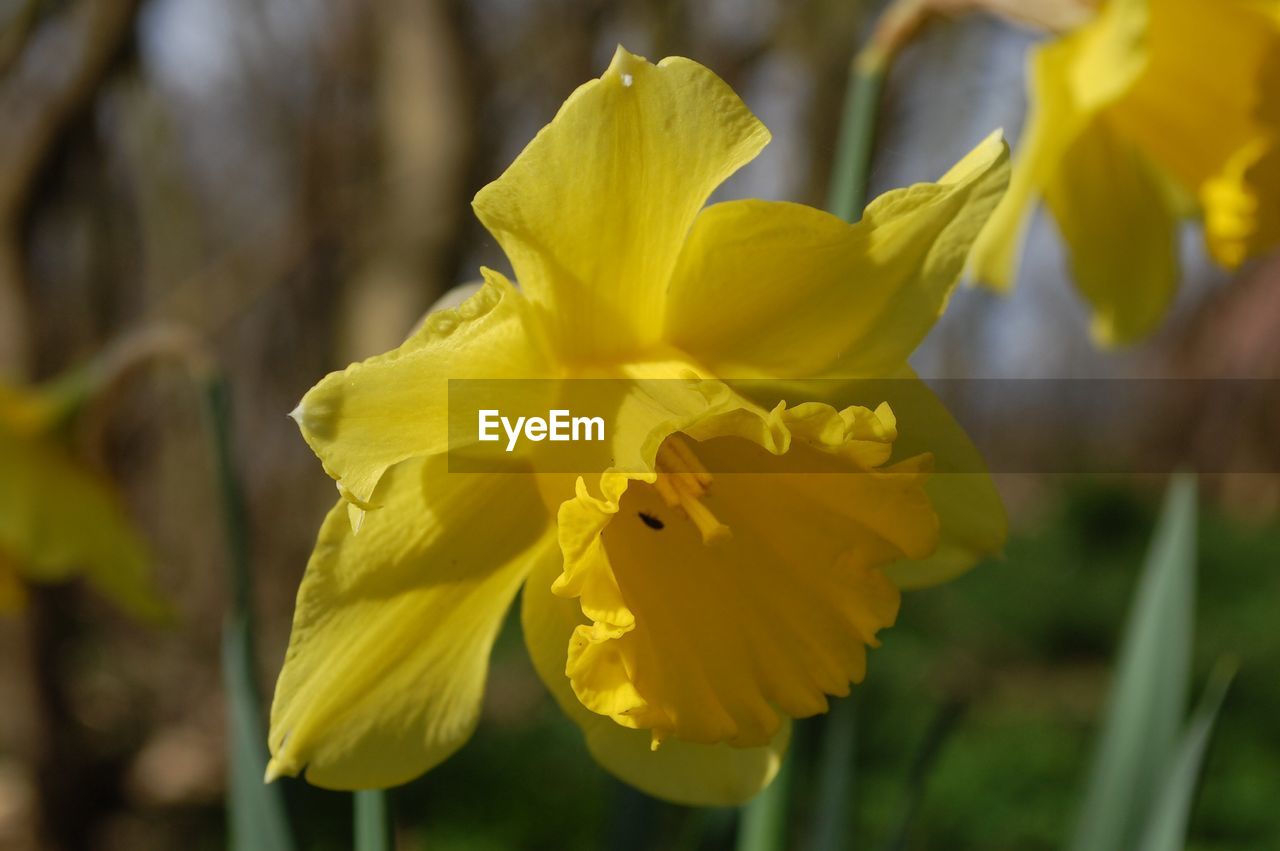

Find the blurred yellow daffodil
[[268, 47, 1010, 804], [0, 380, 164, 618], [970, 0, 1280, 344]]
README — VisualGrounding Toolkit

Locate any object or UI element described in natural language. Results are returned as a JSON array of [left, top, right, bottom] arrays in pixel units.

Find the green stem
[[734, 26, 891, 851], [801, 31, 894, 851], [201, 372, 295, 851], [202, 373, 252, 619], [825, 51, 888, 223], [354, 789, 394, 851], [736, 748, 794, 851], [737, 16, 894, 851]]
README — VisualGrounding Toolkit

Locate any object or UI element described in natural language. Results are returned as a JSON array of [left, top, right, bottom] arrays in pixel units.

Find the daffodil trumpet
[[270, 46, 1011, 805]]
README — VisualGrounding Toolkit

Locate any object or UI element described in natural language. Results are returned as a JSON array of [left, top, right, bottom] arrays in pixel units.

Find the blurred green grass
[[320, 478, 1280, 851]]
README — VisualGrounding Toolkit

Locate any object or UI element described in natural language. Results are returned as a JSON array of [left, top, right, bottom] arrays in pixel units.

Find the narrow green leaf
[[1136, 658, 1237, 851], [1068, 474, 1198, 851], [808, 697, 857, 851], [882, 700, 966, 851], [204, 375, 295, 851], [355, 789, 394, 851], [737, 748, 794, 851], [225, 616, 295, 851]]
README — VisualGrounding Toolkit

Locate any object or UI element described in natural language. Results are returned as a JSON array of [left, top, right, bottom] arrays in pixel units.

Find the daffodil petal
[[1204, 137, 1280, 267], [665, 131, 1009, 379], [0, 418, 164, 620], [472, 46, 769, 360], [290, 270, 551, 508], [1043, 114, 1179, 345], [520, 549, 789, 806], [718, 373, 1006, 589], [1110, 0, 1280, 268], [0, 382, 61, 435], [267, 455, 552, 789], [969, 0, 1151, 291], [1065, 0, 1149, 112], [1106, 0, 1280, 272], [493, 358, 763, 486], [970, 40, 1088, 289], [871, 369, 1007, 589], [1110, 0, 1278, 195]]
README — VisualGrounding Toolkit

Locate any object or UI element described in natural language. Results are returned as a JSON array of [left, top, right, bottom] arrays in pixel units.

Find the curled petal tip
[[606, 44, 647, 83], [938, 128, 1011, 188], [347, 502, 366, 535], [335, 480, 378, 512], [649, 729, 667, 752], [263, 757, 287, 783]]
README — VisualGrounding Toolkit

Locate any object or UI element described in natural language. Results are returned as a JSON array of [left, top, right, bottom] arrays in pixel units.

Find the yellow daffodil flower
[[0, 380, 164, 618], [268, 47, 1011, 804], [970, 0, 1280, 344]]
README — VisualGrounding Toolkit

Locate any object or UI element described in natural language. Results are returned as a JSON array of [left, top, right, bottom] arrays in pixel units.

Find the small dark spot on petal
[[638, 512, 664, 530]]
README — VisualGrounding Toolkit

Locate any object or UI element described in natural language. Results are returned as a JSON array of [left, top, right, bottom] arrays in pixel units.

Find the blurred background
[[0, 0, 1277, 848]]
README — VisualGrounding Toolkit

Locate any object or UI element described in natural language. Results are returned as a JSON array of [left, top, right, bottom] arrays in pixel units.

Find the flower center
[[652, 436, 731, 545], [554, 401, 942, 748]]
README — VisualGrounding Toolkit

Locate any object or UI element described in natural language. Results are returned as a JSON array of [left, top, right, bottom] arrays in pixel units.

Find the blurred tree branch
[[335, 0, 477, 360], [0, 0, 139, 378], [0, 0, 42, 76]]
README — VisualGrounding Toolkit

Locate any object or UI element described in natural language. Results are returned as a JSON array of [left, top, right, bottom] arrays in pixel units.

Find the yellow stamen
[[655, 437, 731, 545], [651, 473, 682, 508], [667, 436, 713, 487], [677, 488, 733, 545]]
